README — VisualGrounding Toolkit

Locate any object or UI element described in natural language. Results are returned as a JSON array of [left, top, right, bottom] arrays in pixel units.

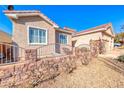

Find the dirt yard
[[99, 48, 124, 59], [36, 49, 124, 88]]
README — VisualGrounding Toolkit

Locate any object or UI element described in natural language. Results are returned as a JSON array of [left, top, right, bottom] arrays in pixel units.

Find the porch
[[0, 43, 73, 65]]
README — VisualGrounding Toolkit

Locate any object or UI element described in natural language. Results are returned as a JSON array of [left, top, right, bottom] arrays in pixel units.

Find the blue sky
[[0, 5, 124, 35]]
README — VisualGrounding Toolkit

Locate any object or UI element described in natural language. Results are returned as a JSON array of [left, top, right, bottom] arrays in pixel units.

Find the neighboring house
[[0, 30, 12, 60], [4, 10, 74, 56], [0, 30, 12, 43], [72, 23, 115, 52]]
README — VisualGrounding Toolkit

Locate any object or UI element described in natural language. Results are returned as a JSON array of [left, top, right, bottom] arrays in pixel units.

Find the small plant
[[119, 45, 124, 49], [117, 55, 124, 62]]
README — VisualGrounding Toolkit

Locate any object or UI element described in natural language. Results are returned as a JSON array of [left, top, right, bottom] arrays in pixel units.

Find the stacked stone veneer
[[25, 49, 37, 61], [0, 47, 95, 88]]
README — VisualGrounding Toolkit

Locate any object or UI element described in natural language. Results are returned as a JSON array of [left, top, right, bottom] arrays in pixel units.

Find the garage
[[72, 23, 115, 53]]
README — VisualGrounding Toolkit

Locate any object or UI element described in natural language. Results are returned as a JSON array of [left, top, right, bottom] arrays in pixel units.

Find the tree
[[114, 25, 124, 45], [114, 34, 120, 43]]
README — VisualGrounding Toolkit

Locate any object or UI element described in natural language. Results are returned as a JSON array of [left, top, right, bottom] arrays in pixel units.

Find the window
[[28, 27, 47, 44], [59, 33, 68, 44]]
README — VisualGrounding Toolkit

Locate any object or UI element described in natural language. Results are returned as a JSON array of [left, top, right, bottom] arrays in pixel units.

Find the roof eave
[[55, 28, 74, 34], [103, 31, 115, 38], [4, 12, 59, 28], [5, 14, 18, 19], [73, 28, 106, 37]]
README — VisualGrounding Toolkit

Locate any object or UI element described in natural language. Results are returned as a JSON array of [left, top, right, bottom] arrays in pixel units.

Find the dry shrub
[[62, 47, 72, 55], [80, 52, 91, 65], [60, 56, 76, 74], [75, 47, 91, 65], [117, 55, 124, 62]]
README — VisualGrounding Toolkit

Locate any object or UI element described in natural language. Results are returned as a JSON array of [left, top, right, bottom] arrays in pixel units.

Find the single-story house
[[3, 10, 115, 57], [4, 10, 74, 56], [72, 23, 115, 52]]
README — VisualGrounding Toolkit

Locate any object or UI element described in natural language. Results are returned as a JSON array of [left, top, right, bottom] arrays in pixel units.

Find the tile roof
[[4, 10, 113, 36], [55, 27, 75, 34], [3, 10, 40, 13], [74, 23, 112, 36], [63, 27, 76, 33], [4, 10, 59, 27]]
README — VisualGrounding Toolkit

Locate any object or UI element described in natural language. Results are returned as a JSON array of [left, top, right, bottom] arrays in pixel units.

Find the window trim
[[59, 33, 68, 45], [27, 26, 48, 45]]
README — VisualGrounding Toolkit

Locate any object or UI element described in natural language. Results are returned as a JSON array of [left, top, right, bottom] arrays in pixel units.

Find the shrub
[[119, 45, 124, 49], [63, 47, 72, 55], [117, 55, 124, 62], [80, 47, 89, 52]]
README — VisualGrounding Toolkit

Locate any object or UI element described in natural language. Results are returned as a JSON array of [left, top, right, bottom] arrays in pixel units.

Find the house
[[0, 30, 12, 43], [72, 23, 115, 52], [0, 30, 12, 62], [4, 10, 74, 56], [4, 10, 115, 58]]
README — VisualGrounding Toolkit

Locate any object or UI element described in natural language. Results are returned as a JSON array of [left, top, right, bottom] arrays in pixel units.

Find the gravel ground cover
[[36, 58, 124, 88], [99, 48, 124, 59]]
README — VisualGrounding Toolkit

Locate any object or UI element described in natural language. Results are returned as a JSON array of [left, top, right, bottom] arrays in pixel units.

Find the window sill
[[28, 43, 47, 46]]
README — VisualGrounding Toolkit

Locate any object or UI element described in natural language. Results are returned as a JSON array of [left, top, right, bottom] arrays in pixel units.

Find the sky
[[0, 5, 124, 35]]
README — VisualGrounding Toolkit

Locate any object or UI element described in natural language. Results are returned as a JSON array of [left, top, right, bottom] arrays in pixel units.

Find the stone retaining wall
[[25, 49, 37, 61], [0, 48, 93, 88]]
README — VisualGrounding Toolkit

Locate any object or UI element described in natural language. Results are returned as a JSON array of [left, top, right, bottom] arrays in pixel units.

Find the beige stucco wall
[[11, 16, 57, 57], [73, 28, 114, 52], [11, 16, 73, 56], [105, 28, 113, 35], [12, 16, 56, 49], [72, 32, 102, 47], [102, 28, 114, 51]]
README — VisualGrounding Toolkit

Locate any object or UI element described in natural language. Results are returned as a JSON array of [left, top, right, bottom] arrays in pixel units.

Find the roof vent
[[8, 5, 14, 10]]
